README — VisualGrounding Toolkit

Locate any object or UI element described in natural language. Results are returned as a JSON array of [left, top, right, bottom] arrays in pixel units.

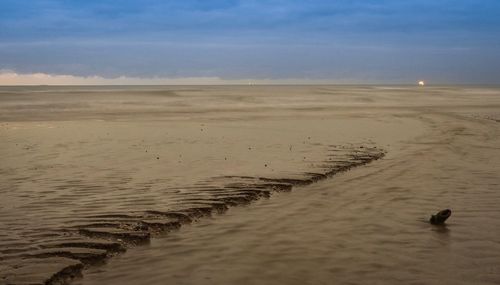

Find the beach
[[1, 85, 500, 284]]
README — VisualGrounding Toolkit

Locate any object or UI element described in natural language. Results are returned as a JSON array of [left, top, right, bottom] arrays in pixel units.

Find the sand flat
[[1, 85, 500, 284]]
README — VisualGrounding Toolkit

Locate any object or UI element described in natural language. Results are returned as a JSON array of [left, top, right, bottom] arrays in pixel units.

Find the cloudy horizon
[[1, 0, 500, 85]]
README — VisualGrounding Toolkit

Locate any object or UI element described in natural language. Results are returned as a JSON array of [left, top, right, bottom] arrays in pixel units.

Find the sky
[[1, 0, 500, 85]]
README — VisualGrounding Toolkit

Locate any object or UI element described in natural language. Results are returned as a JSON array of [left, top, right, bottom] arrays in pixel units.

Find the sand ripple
[[0, 143, 384, 284]]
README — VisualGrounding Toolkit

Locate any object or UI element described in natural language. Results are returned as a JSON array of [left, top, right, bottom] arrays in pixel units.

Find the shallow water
[[1, 85, 500, 284]]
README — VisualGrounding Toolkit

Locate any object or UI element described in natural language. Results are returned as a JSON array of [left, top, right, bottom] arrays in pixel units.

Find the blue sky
[[1, 0, 500, 84]]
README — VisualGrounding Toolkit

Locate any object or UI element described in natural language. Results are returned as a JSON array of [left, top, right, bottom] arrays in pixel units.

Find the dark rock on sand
[[430, 209, 452, 225]]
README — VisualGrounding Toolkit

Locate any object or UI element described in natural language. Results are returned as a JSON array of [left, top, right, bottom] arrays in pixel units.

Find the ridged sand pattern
[[0, 145, 385, 285]]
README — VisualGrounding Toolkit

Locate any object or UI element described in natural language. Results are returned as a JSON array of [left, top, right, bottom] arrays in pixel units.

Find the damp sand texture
[[1, 85, 500, 285]]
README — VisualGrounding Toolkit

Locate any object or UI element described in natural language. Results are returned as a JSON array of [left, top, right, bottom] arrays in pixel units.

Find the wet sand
[[1, 86, 500, 284]]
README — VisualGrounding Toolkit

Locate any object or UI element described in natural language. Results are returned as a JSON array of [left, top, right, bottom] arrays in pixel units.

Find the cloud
[[3, 0, 500, 42], [0, 71, 356, 85], [0, 71, 230, 85]]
